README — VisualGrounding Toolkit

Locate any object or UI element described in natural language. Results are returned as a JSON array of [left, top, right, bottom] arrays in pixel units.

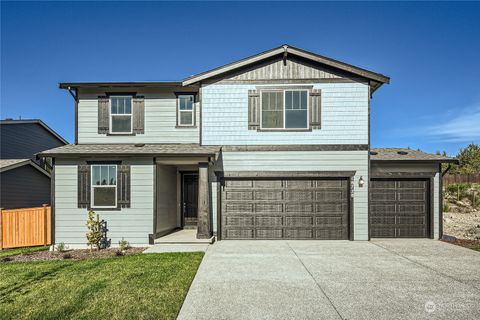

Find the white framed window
[[91, 164, 117, 208], [260, 89, 308, 129], [177, 95, 195, 126], [110, 96, 132, 133]]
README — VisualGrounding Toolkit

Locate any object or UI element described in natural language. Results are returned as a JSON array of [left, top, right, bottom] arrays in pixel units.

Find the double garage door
[[370, 179, 430, 238], [220, 177, 349, 240]]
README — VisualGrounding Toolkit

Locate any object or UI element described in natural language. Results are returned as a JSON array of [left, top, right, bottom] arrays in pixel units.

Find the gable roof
[[182, 44, 390, 92], [370, 148, 459, 163], [0, 119, 69, 145], [0, 159, 50, 177]]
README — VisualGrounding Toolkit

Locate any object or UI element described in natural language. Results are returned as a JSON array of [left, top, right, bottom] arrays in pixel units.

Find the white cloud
[[425, 104, 480, 142]]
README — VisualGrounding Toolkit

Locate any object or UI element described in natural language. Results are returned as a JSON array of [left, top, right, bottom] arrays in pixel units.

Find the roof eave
[[58, 82, 192, 89], [371, 159, 460, 164]]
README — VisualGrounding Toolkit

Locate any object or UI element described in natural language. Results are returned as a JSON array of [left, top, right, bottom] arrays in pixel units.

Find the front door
[[182, 173, 198, 227]]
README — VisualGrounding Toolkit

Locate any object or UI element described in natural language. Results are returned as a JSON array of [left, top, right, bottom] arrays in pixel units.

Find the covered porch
[[152, 151, 218, 244]]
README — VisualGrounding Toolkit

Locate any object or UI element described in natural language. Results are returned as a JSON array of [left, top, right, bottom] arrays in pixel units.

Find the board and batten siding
[[77, 92, 199, 144], [212, 150, 369, 240], [54, 158, 154, 247], [201, 82, 368, 145]]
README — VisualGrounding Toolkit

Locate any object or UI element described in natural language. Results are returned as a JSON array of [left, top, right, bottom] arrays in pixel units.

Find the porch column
[[197, 162, 211, 239]]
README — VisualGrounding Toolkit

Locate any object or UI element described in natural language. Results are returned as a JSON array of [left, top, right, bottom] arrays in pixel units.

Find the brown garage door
[[370, 179, 430, 238], [220, 177, 349, 240]]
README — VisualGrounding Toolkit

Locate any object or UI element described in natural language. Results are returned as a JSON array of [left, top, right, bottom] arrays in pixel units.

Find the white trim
[[259, 89, 309, 130], [90, 164, 117, 209], [177, 95, 195, 126], [109, 96, 133, 134]]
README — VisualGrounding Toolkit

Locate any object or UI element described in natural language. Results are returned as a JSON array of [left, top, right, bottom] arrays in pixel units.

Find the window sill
[[90, 207, 122, 211], [106, 133, 136, 136], [256, 128, 312, 132], [175, 125, 197, 129]]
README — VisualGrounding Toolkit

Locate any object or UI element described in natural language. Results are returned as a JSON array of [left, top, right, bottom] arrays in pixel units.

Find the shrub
[[62, 253, 72, 259], [56, 242, 67, 252], [86, 210, 102, 251], [118, 238, 130, 251]]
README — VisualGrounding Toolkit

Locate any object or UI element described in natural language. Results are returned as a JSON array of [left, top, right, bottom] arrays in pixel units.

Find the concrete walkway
[[178, 240, 480, 320]]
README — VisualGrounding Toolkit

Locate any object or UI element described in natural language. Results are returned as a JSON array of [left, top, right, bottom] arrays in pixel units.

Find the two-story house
[[39, 45, 457, 247], [1, 119, 68, 209]]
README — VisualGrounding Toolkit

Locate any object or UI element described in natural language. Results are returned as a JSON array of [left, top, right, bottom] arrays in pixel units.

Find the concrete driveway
[[178, 240, 480, 320]]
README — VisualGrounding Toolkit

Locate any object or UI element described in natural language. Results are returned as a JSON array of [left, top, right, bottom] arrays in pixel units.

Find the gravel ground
[[443, 210, 480, 240]]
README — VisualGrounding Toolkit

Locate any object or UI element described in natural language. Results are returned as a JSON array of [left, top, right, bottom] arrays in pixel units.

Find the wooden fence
[[0, 204, 51, 250], [443, 173, 480, 186]]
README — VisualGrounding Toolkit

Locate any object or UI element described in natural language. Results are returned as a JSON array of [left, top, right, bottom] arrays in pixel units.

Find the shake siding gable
[[55, 158, 154, 246], [201, 82, 368, 145]]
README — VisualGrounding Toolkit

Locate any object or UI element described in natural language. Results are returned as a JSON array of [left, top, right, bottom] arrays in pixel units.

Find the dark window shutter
[[248, 90, 260, 130], [78, 165, 91, 208], [117, 165, 131, 208], [98, 96, 110, 134], [309, 89, 321, 130], [132, 96, 145, 134]]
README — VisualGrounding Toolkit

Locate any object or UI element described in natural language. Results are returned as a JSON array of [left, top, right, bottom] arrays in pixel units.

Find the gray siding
[[213, 150, 369, 240], [54, 158, 154, 247], [77, 88, 199, 144], [0, 165, 51, 209], [0, 123, 66, 164], [201, 82, 368, 145], [156, 164, 177, 234]]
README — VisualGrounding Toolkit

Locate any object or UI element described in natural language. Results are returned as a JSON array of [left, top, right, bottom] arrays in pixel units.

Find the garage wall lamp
[[358, 176, 365, 187]]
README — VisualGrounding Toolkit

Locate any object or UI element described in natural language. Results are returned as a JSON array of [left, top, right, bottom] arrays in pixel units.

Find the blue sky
[[1, 1, 479, 155]]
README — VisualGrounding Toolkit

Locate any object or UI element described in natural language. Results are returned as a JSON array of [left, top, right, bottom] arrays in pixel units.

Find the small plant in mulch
[[2, 257, 12, 262], [116, 238, 130, 256], [62, 253, 72, 259], [86, 210, 103, 251], [56, 242, 68, 253]]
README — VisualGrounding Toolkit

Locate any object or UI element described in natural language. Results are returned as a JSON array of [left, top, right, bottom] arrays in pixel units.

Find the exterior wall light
[[358, 176, 365, 187]]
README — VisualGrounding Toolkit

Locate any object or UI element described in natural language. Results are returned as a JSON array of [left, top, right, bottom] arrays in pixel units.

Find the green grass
[[0, 252, 204, 320], [0, 246, 49, 258]]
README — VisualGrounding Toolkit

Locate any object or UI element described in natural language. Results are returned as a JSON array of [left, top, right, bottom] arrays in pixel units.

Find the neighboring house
[[38, 44, 457, 247], [0, 119, 68, 209]]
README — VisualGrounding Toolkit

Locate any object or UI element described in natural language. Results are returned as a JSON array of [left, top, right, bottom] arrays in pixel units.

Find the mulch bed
[[442, 238, 480, 251], [1, 247, 146, 263]]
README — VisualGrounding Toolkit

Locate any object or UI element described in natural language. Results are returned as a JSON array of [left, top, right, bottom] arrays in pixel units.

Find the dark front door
[[182, 173, 198, 227]]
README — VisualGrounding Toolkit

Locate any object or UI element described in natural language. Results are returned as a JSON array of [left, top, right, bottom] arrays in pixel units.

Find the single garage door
[[370, 179, 430, 238], [221, 177, 349, 240]]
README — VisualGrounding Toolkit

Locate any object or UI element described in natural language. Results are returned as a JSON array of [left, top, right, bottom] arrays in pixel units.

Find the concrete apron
[[177, 239, 480, 320]]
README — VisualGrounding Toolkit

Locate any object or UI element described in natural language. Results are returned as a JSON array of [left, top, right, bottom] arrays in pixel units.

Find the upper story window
[[177, 95, 195, 126], [110, 96, 132, 133], [261, 90, 308, 130], [91, 164, 117, 208]]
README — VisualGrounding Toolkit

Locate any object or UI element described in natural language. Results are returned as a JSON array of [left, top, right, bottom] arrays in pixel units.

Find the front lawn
[[0, 252, 203, 319], [0, 246, 49, 258]]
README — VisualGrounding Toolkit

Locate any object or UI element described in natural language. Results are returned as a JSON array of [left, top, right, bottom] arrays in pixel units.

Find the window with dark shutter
[[132, 96, 145, 134], [78, 165, 91, 208], [309, 89, 321, 130], [248, 90, 260, 130], [117, 165, 131, 208], [98, 96, 110, 134]]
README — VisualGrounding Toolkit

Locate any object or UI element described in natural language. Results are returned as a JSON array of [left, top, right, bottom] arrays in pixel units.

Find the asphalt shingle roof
[[370, 148, 458, 163], [37, 144, 220, 157], [0, 159, 30, 170]]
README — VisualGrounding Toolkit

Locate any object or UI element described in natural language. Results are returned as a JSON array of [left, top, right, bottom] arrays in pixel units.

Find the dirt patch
[[442, 239, 480, 252], [443, 210, 480, 240], [1, 247, 146, 263]]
